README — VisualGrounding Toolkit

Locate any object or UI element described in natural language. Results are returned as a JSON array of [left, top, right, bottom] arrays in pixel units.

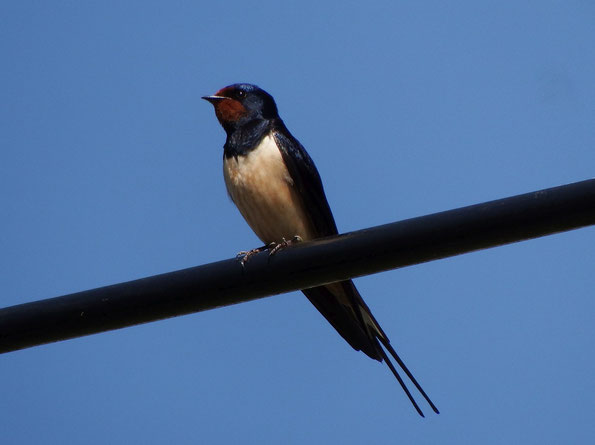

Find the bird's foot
[[269, 235, 303, 256], [237, 236, 303, 268], [236, 244, 271, 267]]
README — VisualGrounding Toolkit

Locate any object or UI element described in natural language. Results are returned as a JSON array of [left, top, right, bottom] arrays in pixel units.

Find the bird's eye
[[237, 90, 246, 98]]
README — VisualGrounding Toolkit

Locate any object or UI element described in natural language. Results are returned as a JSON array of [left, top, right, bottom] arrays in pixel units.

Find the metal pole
[[1, 179, 594, 354]]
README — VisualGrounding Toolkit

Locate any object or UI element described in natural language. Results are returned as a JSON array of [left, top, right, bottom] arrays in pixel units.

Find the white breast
[[223, 134, 315, 244]]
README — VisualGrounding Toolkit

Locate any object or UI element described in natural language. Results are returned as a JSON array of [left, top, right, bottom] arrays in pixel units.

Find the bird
[[202, 83, 438, 416]]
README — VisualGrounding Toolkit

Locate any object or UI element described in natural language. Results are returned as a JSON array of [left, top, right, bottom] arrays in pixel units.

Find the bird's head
[[202, 83, 278, 132]]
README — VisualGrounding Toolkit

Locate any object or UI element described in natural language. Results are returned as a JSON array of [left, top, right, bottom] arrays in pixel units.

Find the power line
[[1, 179, 594, 354]]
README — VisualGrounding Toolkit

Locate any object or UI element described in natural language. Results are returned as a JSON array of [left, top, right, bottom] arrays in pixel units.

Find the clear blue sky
[[2, 2, 594, 443]]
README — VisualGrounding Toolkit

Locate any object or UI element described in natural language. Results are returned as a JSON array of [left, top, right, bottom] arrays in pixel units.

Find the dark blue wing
[[272, 122, 338, 238], [272, 120, 438, 416]]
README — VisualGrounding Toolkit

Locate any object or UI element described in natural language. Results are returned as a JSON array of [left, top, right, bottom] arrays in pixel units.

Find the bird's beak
[[201, 95, 227, 104]]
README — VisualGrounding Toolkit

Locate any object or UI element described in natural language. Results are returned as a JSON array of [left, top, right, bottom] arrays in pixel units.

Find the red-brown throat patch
[[214, 98, 247, 123]]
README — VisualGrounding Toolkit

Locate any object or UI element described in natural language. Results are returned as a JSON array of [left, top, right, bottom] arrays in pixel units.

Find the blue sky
[[2, 1, 594, 443]]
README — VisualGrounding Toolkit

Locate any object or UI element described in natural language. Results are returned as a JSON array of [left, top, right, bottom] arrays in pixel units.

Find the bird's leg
[[269, 235, 303, 256], [236, 242, 277, 267], [237, 236, 303, 267]]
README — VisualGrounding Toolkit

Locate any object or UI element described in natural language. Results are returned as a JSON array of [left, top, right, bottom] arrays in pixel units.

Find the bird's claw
[[237, 236, 303, 267], [237, 246, 267, 268], [269, 235, 303, 256]]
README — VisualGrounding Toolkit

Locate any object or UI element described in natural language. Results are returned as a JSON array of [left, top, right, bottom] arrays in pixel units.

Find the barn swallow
[[203, 83, 438, 416]]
